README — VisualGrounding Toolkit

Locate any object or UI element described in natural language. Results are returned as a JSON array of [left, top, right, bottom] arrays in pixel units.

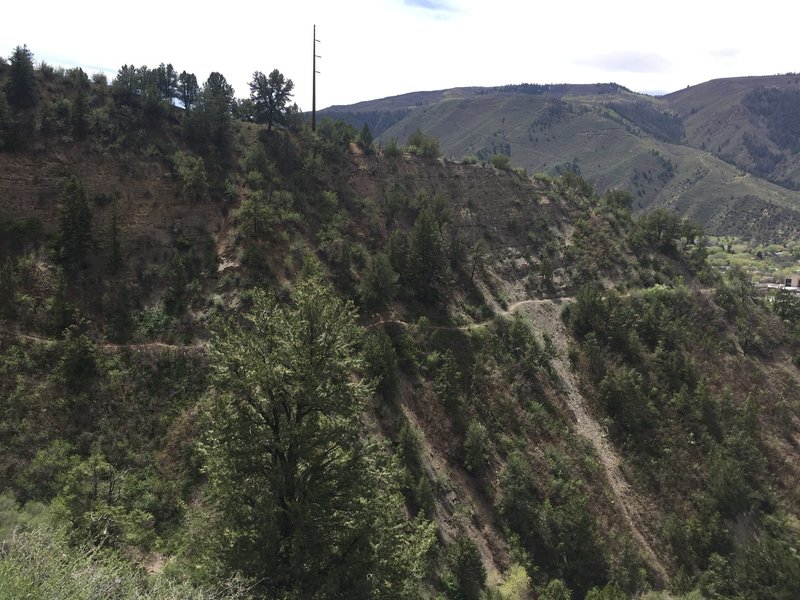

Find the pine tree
[[408, 206, 446, 301], [249, 69, 294, 131], [58, 175, 92, 272], [5, 45, 37, 109], [201, 271, 434, 597]]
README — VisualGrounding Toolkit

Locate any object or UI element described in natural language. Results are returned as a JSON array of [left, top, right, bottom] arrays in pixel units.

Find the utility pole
[[312, 24, 320, 131]]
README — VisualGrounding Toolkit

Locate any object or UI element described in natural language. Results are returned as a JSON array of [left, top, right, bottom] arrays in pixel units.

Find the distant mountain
[[321, 76, 800, 240]]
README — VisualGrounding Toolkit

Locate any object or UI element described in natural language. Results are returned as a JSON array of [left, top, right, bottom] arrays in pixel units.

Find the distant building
[[784, 274, 800, 288]]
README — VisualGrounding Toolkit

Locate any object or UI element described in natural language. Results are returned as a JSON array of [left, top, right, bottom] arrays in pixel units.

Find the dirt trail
[[514, 300, 669, 583], [5, 330, 205, 354]]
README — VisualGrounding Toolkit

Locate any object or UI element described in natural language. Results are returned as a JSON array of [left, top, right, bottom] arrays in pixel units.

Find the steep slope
[[323, 82, 800, 240], [1, 60, 799, 598], [664, 74, 800, 189]]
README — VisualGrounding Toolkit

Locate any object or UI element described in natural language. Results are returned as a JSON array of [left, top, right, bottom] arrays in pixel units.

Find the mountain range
[[323, 74, 800, 240]]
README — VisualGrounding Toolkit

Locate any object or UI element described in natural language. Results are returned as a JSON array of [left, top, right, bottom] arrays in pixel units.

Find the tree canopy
[[201, 271, 434, 598], [249, 69, 294, 131]]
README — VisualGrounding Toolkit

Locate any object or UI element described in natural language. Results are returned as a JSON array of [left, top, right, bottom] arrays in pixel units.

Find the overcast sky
[[2, 0, 798, 110]]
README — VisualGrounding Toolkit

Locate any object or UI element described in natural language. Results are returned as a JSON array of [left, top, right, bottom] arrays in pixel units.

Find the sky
[[2, 0, 798, 111]]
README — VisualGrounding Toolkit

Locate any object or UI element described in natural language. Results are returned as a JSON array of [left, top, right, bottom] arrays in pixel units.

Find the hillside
[[1, 49, 800, 599], [664, 74, 800, 189], [323, 78, 800, 241]]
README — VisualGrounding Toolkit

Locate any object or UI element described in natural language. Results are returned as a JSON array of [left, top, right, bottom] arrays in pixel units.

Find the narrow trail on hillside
[[4, 330, 205, 354], [514, 301, 670, 583]]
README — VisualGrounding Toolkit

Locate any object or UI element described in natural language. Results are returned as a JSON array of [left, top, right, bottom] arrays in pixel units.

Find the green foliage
[[363, 328, 399, 399], [463, 419, 489, 474], [490, 154, 511, 171], [185, 72, 234, 154], [177, 70, 198, 110], [0, 258, 16, 318], [607, 101, 684, 143], [249, 69, 294, 131], [359, 252, 399, 310], [538, 579, 572, 600], [0, 523, 248, 599], [172, 151, 208, 202], [201, 272, 433, 597], [408, 206, 447, 302], [635, 207, 683, 254], [382, 137, 402, 158], [406, 128, 440, 158], [445, 535, 487, 600], [57, 174, 92, 271], [498, 451, 605, 597], [584, 582, 627, 600], [5, 45, 37, 109], [497, 564, 532, 599], [771, 288, 800, 322], [743, 87, 800, 154], [357, 122, 374, 154], [58, 324, 98, 392]]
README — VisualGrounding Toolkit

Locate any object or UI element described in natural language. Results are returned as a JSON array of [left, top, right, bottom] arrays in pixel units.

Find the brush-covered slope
[[663, 74, 800, 190], [1, 54, 799, 599], [324, 81, 800, 241]]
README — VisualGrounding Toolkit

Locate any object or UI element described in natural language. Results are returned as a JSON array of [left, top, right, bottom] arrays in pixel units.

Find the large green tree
[[201, 272, 434, 598], [58, 175, 92, 271], [186, 71, 234, 152], [5, 45, 37, 109], [249, 69, 294, 131], [177, 70, 198, 110]]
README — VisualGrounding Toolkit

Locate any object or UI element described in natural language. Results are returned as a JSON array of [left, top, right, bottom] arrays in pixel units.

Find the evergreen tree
[[58, 175, 92, 271], [201, 272, 434, 597], [5, 45, 37, 109], [249, 69, 294, 131], [186, 72, 234, 152], [71, 86, 89, 139], [0, 258, 16, 319], [111, 64, 139, 106], [177, 71, 198, 110], [357, 123, 374, 154], [407, 206, 446, 301], [155, 62, 177, 101], [108, 209, 122, 275], [359, 252, 399, 310]]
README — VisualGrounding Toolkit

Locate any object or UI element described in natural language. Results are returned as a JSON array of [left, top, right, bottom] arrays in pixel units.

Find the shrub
[[446, 536, 487, 600], [463, 419, 489, 474], [406, 129, 440, 159], [491, 154, 511, 171], [172, 151, 208, 202], [382, 137, 402, 158]]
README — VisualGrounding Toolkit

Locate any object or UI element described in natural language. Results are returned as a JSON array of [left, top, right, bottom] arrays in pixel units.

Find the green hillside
[[323, 79, 800, 241], [664, 74, 800, 189], [1, 46, 799, 600]]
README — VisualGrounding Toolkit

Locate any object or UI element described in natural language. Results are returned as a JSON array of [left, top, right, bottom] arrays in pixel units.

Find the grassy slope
[[664, 74, 800, 187], [325, 81, 800, 240]]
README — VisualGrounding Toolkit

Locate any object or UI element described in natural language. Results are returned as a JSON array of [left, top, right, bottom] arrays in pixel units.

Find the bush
[[382, 137, 402, 158], [446, 536, 486, 600], [491, 154, 511, 171], [172, 151, 208, 202], [463, 419, 489, 474], [406, 129, 440, 159]]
